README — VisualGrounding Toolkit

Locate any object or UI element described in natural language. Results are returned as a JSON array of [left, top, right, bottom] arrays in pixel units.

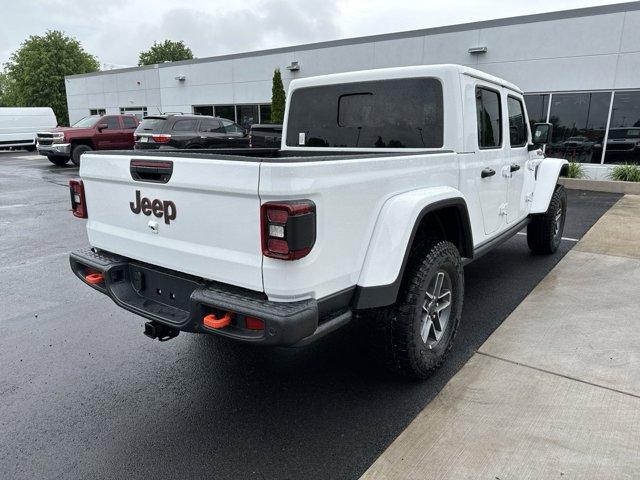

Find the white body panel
[[81, 154, 263, 291], [357, 186, 466, 289], [260, 154, 458, 301], [80, 65, 563, 303], [0, 107, 57, 147], [530, 157, 569, 213]]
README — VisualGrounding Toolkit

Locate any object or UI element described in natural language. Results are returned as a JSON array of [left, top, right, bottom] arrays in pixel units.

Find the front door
[[474, 85, 509, 235], [506, 95, 531, 223], [119, 116, 138, 149], [221, 119, 249, 147], [94, 116, 121, 150]]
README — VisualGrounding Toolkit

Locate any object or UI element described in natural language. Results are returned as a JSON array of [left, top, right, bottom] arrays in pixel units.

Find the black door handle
[[481, 168, 496, 178], [510, 164, 521, 173]]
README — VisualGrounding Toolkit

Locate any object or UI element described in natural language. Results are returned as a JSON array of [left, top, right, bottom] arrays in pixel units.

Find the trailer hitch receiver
[[144, 321, 179, 342]]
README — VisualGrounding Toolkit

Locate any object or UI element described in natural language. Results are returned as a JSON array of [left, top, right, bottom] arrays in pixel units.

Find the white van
[[0, 107, 57, 151]]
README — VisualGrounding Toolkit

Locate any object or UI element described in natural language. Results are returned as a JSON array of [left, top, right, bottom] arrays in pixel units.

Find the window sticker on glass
[[299, 132, 306, 145]]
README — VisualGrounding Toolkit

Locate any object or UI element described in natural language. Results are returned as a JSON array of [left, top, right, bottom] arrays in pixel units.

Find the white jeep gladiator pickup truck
[[69, 65, 567, 378]]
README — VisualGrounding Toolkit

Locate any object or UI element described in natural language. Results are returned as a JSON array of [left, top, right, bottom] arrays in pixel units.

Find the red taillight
[[261, 200, 316, 260], [69, 179, 87, 218], [152, 134, 171, 143]]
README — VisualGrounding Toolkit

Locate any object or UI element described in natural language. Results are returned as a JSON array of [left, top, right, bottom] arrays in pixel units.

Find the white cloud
[[0, 0, 631, 68]]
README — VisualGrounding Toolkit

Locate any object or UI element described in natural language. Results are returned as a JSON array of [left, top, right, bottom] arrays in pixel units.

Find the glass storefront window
[[604, 91, 640, 164], [524, 94, 549, 131], [119, 106, 148, 120], [546, 92, 611, 164], [260, 104, 272, 124], [236, 105, 259, 129], [193, 105, 213, 116], [214, 105, 236, 122]]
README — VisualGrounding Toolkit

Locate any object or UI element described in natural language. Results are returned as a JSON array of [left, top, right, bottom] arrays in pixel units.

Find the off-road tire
[[527, 185, 567, 255], [370, 239, 464, 379], [47, 155, 69, 166], [71, 144, 92, 167]]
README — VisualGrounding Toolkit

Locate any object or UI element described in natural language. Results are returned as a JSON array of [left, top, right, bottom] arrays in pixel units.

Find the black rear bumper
[[69, 248, 348, 346]]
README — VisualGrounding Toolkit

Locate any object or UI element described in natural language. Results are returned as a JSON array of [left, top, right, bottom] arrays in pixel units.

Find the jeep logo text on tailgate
[[130, 190, 177, 224]]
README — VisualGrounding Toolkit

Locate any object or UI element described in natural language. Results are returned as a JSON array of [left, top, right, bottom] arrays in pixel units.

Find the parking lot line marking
[[516, 232, 579, 242]]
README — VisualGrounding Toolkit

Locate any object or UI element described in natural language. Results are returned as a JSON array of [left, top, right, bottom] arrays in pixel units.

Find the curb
[[558, 177, 640, 194]]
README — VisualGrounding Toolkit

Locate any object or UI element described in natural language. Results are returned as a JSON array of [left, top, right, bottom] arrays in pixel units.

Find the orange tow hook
[[203, 312, 233, 329], [85, 273, 104, 285]]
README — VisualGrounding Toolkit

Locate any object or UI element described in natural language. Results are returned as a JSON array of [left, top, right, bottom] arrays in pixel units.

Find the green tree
[[271, 68, 285, 124], [0, 72, 13, 106], [2, 30, 99, 125], [138, 40, 194, 66]]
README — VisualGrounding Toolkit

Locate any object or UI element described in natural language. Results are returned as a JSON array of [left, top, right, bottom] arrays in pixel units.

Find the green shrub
[[609, 163, 640, 182], [562, 161, 586, 179]]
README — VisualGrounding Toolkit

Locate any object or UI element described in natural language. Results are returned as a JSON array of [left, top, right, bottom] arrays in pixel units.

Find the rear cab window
[[286, 77, 444, 148], [476, 87, 502, 149]]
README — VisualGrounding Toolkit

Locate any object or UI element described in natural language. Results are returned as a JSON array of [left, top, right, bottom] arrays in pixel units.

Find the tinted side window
[[221, 119, 244, 134], [507, 96, 527, 147], [476, 87, 502, 148], [286, 78, 444, 148], [172, 119, 198, 132], [199, 118, 223, 132], [103, 116, 120, 129], [122, 116, 137, 129]]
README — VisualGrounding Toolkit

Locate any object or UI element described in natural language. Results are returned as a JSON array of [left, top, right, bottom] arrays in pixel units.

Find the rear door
[[170, 118, 200, 148], [198, 118, 228, 147], [472, 84, 509, 235], [120, 116, 138, 148], [81, 153, 263, 291]]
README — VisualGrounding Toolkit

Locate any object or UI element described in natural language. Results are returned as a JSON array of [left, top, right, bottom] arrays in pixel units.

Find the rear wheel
[[527, 185, 567, 254], [71, 144, 92, 166], [47, 155, 69, 166], [370, 239, 464, 378]]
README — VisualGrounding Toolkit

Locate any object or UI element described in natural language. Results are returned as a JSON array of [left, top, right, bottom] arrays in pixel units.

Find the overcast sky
[[0, 0, 631, 68]]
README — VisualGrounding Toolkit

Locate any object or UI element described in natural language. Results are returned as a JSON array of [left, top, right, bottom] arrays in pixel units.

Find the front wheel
[[527, 185, 567, 254], [47, 155, 69, 166], [71, 144, 92, 166], [370, 240, 464, 378]]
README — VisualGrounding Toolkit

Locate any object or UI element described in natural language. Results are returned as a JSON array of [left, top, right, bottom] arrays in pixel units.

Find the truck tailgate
[[80, 153, 263, 292]]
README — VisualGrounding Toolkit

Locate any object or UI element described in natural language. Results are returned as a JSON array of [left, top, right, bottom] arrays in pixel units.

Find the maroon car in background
[[37, 114, 139, 166]]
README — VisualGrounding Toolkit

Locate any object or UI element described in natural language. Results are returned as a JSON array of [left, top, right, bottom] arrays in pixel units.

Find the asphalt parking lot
[[0, 151, 623, 480]]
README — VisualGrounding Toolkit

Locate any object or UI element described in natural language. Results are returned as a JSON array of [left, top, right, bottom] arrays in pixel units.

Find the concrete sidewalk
[[362, 195, 640, 480]]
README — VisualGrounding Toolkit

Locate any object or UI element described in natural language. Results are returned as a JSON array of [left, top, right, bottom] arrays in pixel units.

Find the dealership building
[[65, 2, 640, 174]]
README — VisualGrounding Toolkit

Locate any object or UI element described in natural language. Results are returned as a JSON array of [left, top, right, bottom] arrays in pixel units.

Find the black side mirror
[[529, 123, 552, 150]]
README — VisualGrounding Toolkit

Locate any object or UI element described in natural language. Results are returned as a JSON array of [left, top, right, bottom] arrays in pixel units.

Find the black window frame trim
[[475, 85, 503, 150], [507, 94, 528, 148]]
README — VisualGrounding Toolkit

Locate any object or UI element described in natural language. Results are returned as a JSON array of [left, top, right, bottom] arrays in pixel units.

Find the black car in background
[[134, 114, 249, 150], [249, 124, 283, 148]]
